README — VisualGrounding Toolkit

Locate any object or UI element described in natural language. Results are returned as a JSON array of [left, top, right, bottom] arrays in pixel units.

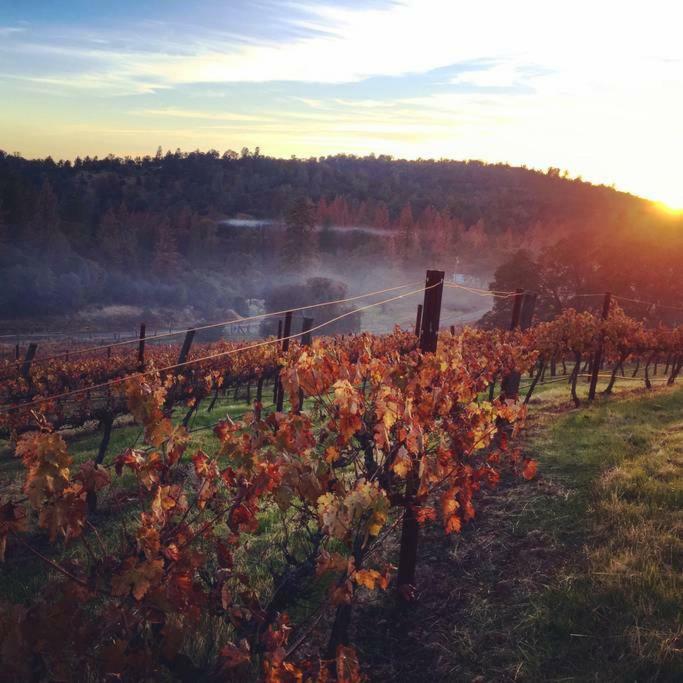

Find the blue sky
[[1, 0, 682, 207]]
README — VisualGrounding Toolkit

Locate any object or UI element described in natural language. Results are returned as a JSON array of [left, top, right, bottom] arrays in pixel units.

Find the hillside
[[0, 150, 680, 327]]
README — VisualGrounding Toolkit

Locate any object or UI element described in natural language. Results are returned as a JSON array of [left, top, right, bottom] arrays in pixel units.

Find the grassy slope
[[356, 382, 682, 682], [523, 387, 683, 681]]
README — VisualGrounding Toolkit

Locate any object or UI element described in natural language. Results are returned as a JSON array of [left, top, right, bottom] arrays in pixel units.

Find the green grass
[[353, 383, 683, 682], [519, 387, 683, 681], [0, 387, 292, 602]]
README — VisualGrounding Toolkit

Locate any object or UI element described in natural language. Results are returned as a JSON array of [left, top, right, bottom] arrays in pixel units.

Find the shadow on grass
[[354, 386, 683, 682]]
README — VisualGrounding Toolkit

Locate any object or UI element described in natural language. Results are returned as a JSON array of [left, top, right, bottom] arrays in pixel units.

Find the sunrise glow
[[1, 0, 683, 206], [2, 4, 683, 679]]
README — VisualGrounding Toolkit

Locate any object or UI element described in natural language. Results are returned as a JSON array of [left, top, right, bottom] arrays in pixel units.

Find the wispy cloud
[[0, 26, 25, 36], [1, 0, 683, 204], [135, 108, 273, 122], [3, 1, 681, 95]]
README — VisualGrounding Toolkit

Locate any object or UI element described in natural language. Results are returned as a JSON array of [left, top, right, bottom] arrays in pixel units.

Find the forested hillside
[[0, 149, 680, 325]]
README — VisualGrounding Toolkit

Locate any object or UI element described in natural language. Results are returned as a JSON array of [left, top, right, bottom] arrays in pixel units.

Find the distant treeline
[[0, 147, 649, 231], [0, 149, 680, 325]]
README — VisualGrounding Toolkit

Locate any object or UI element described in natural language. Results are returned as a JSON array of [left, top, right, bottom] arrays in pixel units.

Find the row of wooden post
[[8, 287, 615, 407], [11, 279, 670, 525], [475, 288, 615, 403]]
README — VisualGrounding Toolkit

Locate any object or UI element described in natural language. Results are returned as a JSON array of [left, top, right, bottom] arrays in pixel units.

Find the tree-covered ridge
[[0, 148, 649, 232], [0, 149, 680, 325]]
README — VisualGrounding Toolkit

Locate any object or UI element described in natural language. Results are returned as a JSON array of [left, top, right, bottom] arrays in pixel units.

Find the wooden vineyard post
[[15, 343, 19, 360], [177, 329, 196, 366], [301, 317, 314, 347], [414, 304, 423, 337], [137, 323, 146, 371], [164, 330, 195, 411], [21, 343, 38, 380], [273, 320, 283, 405], [281, 312, 293, 352], [450, 325, 456, 336], [397, 269, 444, 600], [276, 312, 293, 412], [417, 270, 445, 353], [297, 317, 314, 412], [588, 293, 612, 401], [500, 289, 526, 400]]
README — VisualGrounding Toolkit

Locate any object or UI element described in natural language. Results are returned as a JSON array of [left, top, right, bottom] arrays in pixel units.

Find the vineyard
[[1, 272, 682, 681]]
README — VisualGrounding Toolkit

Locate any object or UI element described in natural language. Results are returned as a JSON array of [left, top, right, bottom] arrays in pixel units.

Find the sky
[[1, 0, 682, 208]]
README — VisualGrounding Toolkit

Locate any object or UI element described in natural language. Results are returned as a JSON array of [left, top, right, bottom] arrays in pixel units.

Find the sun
[[654, 200, 683, 216]]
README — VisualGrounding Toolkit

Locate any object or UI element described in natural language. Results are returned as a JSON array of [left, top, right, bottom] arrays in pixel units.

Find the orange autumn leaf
[[522, 459, 538, 480], [415, 506, 437, 524], [111, 557, 164, 601], [354, 568, 389, 591]]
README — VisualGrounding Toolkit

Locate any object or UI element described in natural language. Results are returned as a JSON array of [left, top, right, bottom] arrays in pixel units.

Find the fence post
[[301, 317, 314, 347], [177, 329, 196, 366], [588, 293, 612, 400], [414, 304, 423, 337], [417, 270, 445, 353], [15, 343, 19, 360], [273, 320, 283, 405], [164, 329, 195, 412], [509, 288, 524, 331], [397, 269, 444, 600], [296, 317, 314, 412], [21, 343, 38, 380], [500, 289, 525, 400], [276, 312, 293, 412], [281, 311, 293, 353], [137, 323, 146, 371]]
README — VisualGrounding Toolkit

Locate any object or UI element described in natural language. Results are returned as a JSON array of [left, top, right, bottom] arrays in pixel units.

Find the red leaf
[[522, 459, 538, 480]]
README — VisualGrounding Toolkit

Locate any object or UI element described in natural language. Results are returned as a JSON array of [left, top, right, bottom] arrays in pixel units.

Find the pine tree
[[151, 216, 181, 277], [284, 198, 315, 268], [373, 202, 390, 229], [30, 179, 59, 240], [398, 203, 415, 262], [0, 199, 6, 245]]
